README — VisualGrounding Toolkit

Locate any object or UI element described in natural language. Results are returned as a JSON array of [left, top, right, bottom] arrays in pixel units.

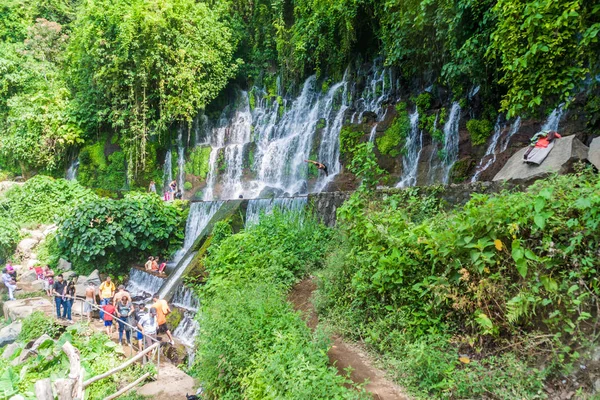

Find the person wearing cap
[[2, 268, 16, 301], [113, 285, 131, 304], [137, 307, 158, 363]]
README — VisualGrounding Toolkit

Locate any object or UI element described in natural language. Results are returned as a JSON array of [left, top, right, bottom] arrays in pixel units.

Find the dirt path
[[289, 278, 409, 400]]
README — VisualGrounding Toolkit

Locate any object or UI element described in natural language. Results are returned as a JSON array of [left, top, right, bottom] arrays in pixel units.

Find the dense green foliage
[[185, 146, 212, 179], [466, 118, 493, 146], [316, 171, 600, 397], [191, 211, 365, 399], [1, 313, 149, 399], [1, 175, 96, 224], [56, 193, 186, 275], [377, 103, 410, 157]]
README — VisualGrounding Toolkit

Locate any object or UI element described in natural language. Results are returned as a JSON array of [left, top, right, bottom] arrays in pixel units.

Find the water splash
[[173, 311, 199, 348], [245, 197, 308, 227], [396, 110, 422, 188], [171, 284, 199, 312]]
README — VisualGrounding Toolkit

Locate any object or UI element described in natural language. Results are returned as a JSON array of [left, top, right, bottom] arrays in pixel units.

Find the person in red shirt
[[102, 300, 117, 336]]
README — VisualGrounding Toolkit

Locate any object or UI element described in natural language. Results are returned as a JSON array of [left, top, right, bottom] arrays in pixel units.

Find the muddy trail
[[289, 278, 409, 400]]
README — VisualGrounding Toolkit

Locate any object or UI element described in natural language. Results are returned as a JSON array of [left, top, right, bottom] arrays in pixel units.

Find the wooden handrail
[[103, 372, 151, 400]]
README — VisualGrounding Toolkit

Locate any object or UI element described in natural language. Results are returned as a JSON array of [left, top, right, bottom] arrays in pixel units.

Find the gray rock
[[3, 297, 53, 321], [594, 378, 600, 393], [25, 259, 40, 270], [31, 280, 45, 291], [57, 258, 72, 271], [258, 186, 285, 198], [0, 321, 22, 347], [2, 342, 19, 359], [18, 269, 38, 283], [493, 135, 589, 182], [18, 333, 53, 363], [589, 137, 600, 171], [16, 238, 39, 257], [87, 269, 101, 285], [62, 271, 75, 281]]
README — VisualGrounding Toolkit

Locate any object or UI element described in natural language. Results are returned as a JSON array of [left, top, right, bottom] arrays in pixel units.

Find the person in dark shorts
[[132, 303, 147, 350], [304, 159, 328, 176], [152, 295, 174, 345]]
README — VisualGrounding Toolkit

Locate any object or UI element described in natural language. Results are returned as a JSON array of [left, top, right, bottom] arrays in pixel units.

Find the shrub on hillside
[[56, 193, 186, 275], [1, 175, 96, 225], [192, 281, 365, 399]]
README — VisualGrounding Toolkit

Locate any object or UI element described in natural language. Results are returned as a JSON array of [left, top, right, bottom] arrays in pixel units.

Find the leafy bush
[[317, 171, 600, 396], [1, 175, 96, 225], [192, 281, 365, 400], [183, 181, 192, 191], [339, 125, 364, 164], [377, 103, 411, 157], [348, 142, 387, 189], [0, 215, 20, 261], [18, 311, 60, 342], [203, 210, 331, 294], [466, 118, 493, 146], [56, 193, 186, 275]]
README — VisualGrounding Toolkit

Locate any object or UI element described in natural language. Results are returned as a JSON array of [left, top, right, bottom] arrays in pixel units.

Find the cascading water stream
[[396, 110, 422, 188], [66, 158, 79, 181], [540, 106, 564, 132], [245, 197, 308, 227], [500, 117, 522, 153], [172, 285, 199, 311], [177, 127, 186, 196], [163, 148, 172, 193], [173, 311, 200, 348], [441, 102, 461, 184], [157, 200, 223, 299], [126, 268, 165, 299]]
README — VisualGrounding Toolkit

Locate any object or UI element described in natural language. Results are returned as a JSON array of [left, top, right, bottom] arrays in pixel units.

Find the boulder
[[2, 342, 19, 359], [79, 269, 100, 286], [17, 333, 53, 363], [42, 224, 57, 237], [31, 280, 45, 291], [16, 238, 39, 257], [25, 259, 40, 270], [493, 135, 589, 182], [57, 258, 72, 271], [62, 271, 76, 281], [18, 269, 38, 283], [3, 297, 53, 321], [589, 137, 600, 171], [0, 321, 22, 347], [258, 186, 285, 198]]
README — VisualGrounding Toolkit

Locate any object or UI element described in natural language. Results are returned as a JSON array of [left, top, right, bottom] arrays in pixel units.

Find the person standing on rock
[[52, 274, 67, 318], [43, 265, 54, 297], [113, 285, 131, 304], [102, 299, 116, 336], [99, 276, 115, 319], [84, 282, 96, 322], [116, 296, 134, 345], [152, 295, 175, 345], [2, 268, 17, 301], [137, 307, 158, 363], [63, 279, 76, 321]]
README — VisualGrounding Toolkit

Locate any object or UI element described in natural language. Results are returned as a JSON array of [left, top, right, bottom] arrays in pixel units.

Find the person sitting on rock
[[2, 268, 16, 301], [145, 256, 153, 271], [304, 159, 328, 176]]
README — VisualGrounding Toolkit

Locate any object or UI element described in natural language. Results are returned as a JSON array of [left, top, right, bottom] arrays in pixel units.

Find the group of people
[[91, 276, 175, 348], [145, 256, 167, 274], [52, 274, 76, 320], [148, 180, 182, 201]]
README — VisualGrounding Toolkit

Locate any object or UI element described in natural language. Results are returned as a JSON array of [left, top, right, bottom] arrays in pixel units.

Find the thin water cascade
[[126, 268, 165, 299], [471, 117, 523, 182], [163, 148, 172, 192], [426, 113, 441, 185], [177, 127, 186, 196], [66, 158, 79, 181], [157, 201, 223, 299], [173, 311, 200, 348], [540, 106, 564, 132], [441, 102, 462, 184], [171, 285, 199, 312], [396, 110, 422, 188], [245, 197, 308, 227]]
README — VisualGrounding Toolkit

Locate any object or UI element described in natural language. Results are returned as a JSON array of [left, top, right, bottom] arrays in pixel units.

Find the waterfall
[[66, 158, 79, 181], [441, 102, 461, 184], [245, 197, 308, 227], [471, 116, 523, 182], [126, 268, 165, 299], [353, 64, 393, 124], [172, 284, 199, 312], [157, 200, 223, 299], [396, 110, 422, 188], [177, 127, 186, 197], [163, 148, 172, 192], [500, 117, 522, 153], [173, 311, 200, 348], [540, 106, 564, 132]]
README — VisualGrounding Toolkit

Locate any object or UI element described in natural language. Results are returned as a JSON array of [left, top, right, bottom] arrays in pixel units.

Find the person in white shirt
[[137, 307, 158, 363]]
